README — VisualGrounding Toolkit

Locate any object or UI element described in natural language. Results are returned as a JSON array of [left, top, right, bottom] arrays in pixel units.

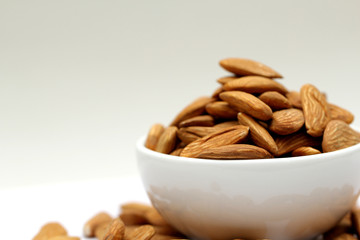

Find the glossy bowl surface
[[136, 135, 360, 240]]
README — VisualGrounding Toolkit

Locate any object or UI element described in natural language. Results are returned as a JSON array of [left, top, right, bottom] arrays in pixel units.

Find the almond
[[48, 237, 80, 240], [220, 91, 273, 121], [275, 131, 322, 156], [259, 91, 292, 110], [237, 112, 278, 155], [322, 120, 360, 153], [292, 146, 321, 157], [124, 225, 156, 240], [120, 209, 148, 226], [286, 91, 302, 109], [211, 86, 224, 99], [213, 121, 240, 129], [170, 148, 183, 156], [217, 76, 238, 85], [102, 218, 125, 240], [180, 125, 250, 158], [205, 101, 238, 119], [170, 96, 214, 126], [33, 222, 67, 240], [328, 103, 354, 124], [269, 108, 304, 135], [196, 144, 272, 160], [219, 58, 283, 78], [223, 76, 287, 95], [155, 126, 178, 154], [176, 129, 200, 145], [83, 212, 113, 237], [177, 126, 216, 138], [178, 115, 215, 128], [145, 124, 165, 151], [300, 84, 330, 137]]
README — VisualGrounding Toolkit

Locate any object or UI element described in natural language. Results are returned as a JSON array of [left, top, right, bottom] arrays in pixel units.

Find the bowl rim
[[136, 125, 360, 166]]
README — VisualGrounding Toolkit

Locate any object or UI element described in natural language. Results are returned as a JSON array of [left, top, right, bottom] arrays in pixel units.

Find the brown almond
[[145, 123, 165, 151], [300, 84, 330, 137], [145, 208, 169, 226], [33, 222, 68, 240], [95, 222, 111, 240], [211, 86, 224, 99], [286, 91, 302, 109], [292, 146, 321, 157], [329, 103, 354, 124], [197, 144, 272, 160], [217, 76, 238, 85], [322, 120, 360, 153], [102, 218, 125, 240], [177, 129, 200, 145], [259, 91, 292, 110], [213, 121, 239, 129], [237, 112, 278, 155], [170, 97, 214, 126], [180, 125, 250, 158], [219, 58, 283, 78], [177, 126, 216, 138], [48, 237, 80, 240], [269, 109, 304, 135], [155, 126, 178, 154], [223, 76, 288, 95], [120, 209, 148, 226], [205, 101, 238, 119], [276, 131, 322, 156], [83, 212, 113, 237], [124, 225, 156, 240], [121, 202, 153, 214], [178, 115, 214, 128], [220, 91, 273, 121], [170, 148, 183, 156]]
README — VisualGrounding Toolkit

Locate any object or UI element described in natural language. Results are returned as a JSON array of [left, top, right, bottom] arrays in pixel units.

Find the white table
[[0, 175, 149, 239]]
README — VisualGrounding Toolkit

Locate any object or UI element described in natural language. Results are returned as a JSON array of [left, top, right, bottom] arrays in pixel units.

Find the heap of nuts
[[146, 58, 360, 159], [32, 202, 360, 240]]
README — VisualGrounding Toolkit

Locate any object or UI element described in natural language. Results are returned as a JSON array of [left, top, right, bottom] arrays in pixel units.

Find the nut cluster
[[146, 58, 360, 159], [33, 202, 360, 240]]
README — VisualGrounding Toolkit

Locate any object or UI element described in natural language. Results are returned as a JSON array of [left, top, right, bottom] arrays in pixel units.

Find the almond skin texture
[[286, 91, 302, 109], [180, 125, 250, 158], [300, 84, 330, 137], [322, 120, 360, 153], [328, 103, 354, 124], [205, 101, 238, 119], [145, 123, 165, 151], [292, 146, 321, 157], [33, 223, 68, 240], [124, 225, 156, 240], [275, 131, 322, 156], [269, 108, 305, 135], [220, 91, 273, 121], [170, 96, 214, 126], [217, 76, 238, 85], [237, 112, 278, 155], [83, 212, 113, 237], [196, 144, 272, 160], [223, 76, 288, 95], [219, 58, 283, 78], [178, 115, 215, 128], [155, 126, 178, 154], [259, 91, 292, 110], [102, 218, 125, 240]]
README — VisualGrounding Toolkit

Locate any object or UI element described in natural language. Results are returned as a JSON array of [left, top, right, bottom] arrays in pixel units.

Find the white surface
[[0, 175, 149, 239], [137, 136, 360, 240], [1, 1, 360, 189]]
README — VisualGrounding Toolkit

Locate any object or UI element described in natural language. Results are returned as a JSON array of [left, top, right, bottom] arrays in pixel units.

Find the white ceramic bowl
[[136, 135, 360, 240]]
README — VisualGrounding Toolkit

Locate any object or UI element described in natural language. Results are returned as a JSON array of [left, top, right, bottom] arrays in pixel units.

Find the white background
[[1, 0, 360, 189], [1, 0, 360, 238]]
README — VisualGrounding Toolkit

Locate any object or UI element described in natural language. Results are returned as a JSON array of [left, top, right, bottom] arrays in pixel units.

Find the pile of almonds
[[146, 58, 360, 159], [32, 202, 360, 240]]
